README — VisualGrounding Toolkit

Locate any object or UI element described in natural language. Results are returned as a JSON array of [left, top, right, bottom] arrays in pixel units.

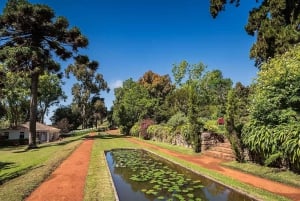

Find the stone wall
[[201, 132, 225, 151]]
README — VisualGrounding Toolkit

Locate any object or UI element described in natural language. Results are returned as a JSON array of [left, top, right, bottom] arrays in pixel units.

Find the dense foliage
[[113, 78, 155, 134], [0, 0, 88, 147], [51, 105, 81, 131], [225, 83, 250, 161], [0, 65, 30, 127], [115, 62, 232, 152], [243, 45, 300, 171], [37, 73, 66, 124]]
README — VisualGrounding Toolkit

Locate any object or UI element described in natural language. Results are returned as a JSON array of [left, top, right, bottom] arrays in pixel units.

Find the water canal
[[105, 149, 256, 201]]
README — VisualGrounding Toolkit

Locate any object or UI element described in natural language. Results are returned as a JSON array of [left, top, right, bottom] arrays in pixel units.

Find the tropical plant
[[167, 112, 188, 129], [242, 45, 300, 171], [147, 124, 172, 142]]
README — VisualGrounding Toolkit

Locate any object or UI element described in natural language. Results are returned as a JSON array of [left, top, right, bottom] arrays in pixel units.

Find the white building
[[0, 122, 61, 145]]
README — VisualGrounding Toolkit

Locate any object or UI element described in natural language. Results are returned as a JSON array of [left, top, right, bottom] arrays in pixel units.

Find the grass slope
[[223, 161, 300, 188], [0, 136, 84, 201], [84, 134, 141, 201]]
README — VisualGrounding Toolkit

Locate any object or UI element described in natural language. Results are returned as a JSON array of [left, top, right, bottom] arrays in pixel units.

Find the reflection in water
[[106, 149, 255, 201]]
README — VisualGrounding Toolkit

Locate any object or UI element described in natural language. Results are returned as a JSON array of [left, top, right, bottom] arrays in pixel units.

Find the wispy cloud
[[110, 80, 123, 89]]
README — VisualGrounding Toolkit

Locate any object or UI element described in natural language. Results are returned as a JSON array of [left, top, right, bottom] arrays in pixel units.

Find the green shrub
[[147, 124, 172, 142], [130, 123, 140, 137], [167, 112, 188, 129], [243, 121, 300, 171]]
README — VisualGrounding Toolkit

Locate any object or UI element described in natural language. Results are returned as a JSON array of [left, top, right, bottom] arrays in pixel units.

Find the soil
[[25, 136, 94, 201], [25, 130, 300, 201]]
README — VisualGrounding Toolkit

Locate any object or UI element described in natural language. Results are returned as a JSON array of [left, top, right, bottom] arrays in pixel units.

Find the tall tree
[[225, 82, 250, 161], [210, 0, 300, 66], [138, 70, 174, 100], [0, 0, 88, 148], [165, 86, 190, 116], [37, 73, 67, 124], [66, 55, 109, 129], [138, 70, 174, 123], [1, 70, 30, 127], [113, 78, 155, 134], [172, 61, 207, 152], [91, 96, 106, 127], [199, 69, 232, 118]]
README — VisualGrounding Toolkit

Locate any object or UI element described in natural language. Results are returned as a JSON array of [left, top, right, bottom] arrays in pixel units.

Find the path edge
[[103, 151, 120, 201]]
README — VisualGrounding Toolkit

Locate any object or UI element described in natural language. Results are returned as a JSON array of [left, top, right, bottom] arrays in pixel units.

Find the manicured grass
[[0, 135, 84, 201], [223, 161, 300, 188], [85, 134, 291, 201], [84, 134, 142, 201]]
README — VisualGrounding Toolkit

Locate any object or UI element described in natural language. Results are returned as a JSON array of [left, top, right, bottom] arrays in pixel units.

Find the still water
[[105, 149, 256, 201]]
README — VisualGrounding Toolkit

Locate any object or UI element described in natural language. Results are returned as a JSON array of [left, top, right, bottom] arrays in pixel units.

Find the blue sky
[[0, 0, 259, 124]]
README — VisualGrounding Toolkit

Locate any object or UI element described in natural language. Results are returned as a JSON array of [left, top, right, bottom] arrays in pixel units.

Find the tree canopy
[[210, 0, 300, 66], [113, 78, 156, 134], [0, 0, 88, 147], [66, 55, 109, 129], [37, 73, 67, 124]]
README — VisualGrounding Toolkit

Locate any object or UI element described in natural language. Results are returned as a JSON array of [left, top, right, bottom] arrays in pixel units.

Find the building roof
[[21, 122, 61, 133], [0, 122, 61, 133]]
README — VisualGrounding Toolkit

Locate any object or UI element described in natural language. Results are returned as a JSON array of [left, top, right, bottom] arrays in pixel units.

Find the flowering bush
[[140, 119, 155, 139]]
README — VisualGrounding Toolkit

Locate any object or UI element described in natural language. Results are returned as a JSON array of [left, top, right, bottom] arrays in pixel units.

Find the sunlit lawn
[[0, 133, 295, 201], [0, 135, 84, 201], [223, 161, 300, 188], [84, 133, 291, 201]]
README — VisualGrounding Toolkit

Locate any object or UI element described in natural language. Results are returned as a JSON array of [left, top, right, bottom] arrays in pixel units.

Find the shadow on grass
[[85, 133, 131, 140], [9, 136, 85, 153], [0, 165, 36, 185], [0, 161, 16, 170], [37, 136, 85, 149]]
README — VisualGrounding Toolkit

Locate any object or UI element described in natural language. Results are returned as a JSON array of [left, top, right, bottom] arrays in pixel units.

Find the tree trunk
[[28, 72, 39, 149], [40, 107, 45, 124]]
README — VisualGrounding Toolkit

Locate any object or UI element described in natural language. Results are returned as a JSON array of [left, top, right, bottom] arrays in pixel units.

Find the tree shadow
[[0, 164, 38, 185], [10, 136, 85, 152], [86, 133, 131, 140], [0, 161, 16, 170], [37, 137, 85, 149]]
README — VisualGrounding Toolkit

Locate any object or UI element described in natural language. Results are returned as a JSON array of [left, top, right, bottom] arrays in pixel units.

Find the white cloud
[[110, 80, 123, 89]]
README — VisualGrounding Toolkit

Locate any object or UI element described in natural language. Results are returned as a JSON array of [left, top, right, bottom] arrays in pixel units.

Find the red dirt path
[[26, 136, 94, 201], [24, 130, 300, 201], [127, 137, 300, 201]]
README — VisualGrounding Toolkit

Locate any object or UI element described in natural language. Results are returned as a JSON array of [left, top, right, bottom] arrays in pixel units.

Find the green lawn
[[0, 135, 84, 201], [84, 134, 141, 201], [0, 133, 294, 201], [84, 134, 291, 201], [223, 161, 300, 188]]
